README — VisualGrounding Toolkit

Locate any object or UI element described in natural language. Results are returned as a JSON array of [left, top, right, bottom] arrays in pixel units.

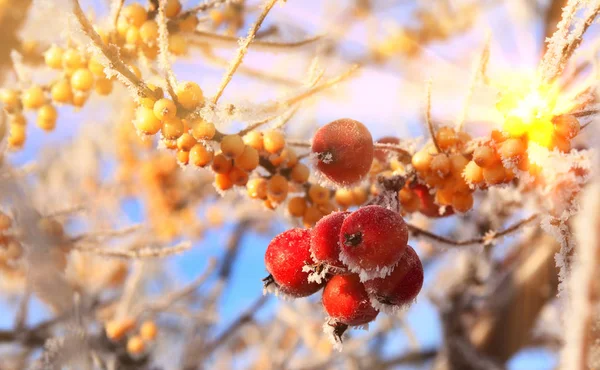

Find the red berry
[[339, 205, 408, 280], [322, 274, 379, 326], [364, 246, 424, 313], [311, 118, 374, 186], [264, 228, 323, 297], [374, 136, 400, 164], [412, 184, 454, 218], [310, 211, 350, 270]]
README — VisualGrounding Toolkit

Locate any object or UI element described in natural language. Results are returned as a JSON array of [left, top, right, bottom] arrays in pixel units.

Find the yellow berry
[[290, 163, 309, 183], [94, 77, 113, 96], [263, 130, 285, 154], [140, 84, 163, 109], [247, 178, 268, 199], [352, 187, 368, 205], [168, 33, 187, 55], [105, 318, 135, 341], [127, 335, 145, 355], [0, 89, 21, 112], [212, 153, 233, 174], [215, 173, 233, 191], [334, 188, 354, 208], [229, 166, 249, 186], [72, 91, 89, 108], [88, 57, 105, 77], [302, 205, 322, 227], [452, 192, 474, 213], [308, 184, 329, 205], [37, 104, 58, 131], [117, 17, 129, 37], [71, 68, 94, 91], [179, 14, 199, 32], [177, 133, 197, 151], [62, 48, 85, 70], [153, 98, 177, 120], [10, 113, 26, 126], [7, 124, 26, 148], [267, 175, 288, 203], [177, 150, 189, 165], [123, 3, 148, 27], [176, 81, 204, 110], [449, 154, 469, 174], [221, 135, 245, 158], [125, 26, 140, 45], [412, 148, 433, 172], [44, 45, 63, 69], [430, 154, 450, 176], [140, 20, 159, 45], [498, 138, 526, 160], [190, 118, 215, 140], [243, 131, 264, 151], [135, 106, 163, 135], [51, 80, 73, 104], [165, 0, 182, 18], [189, 143, 214, 167], [463, 161, 484, 185], [21, 86, 45, 110], [162, 117, 184, 140], [235, 145, 259, 171], [288, 197, 307, 217], [473, 146, 498, 168], [482, 164, 507, 185], [140, 321, 158, 341], [436, 127, 457, 150]]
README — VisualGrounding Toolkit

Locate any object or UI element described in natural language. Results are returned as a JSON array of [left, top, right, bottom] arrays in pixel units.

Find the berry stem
[[343, 232, 362, 247], [262, 274, 276, 289], [328, 320, 349, 344]]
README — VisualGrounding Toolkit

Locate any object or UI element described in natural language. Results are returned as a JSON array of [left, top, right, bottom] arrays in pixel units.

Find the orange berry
[[168, 33, 187, 55], [44, 45, 64, 69], [285, 148, 298, 168], [290, 163, 309, 183], [176, 150, 189, 165], [215, 173, 233, 191], [263, 130, 285, 154], [162, 117, 184, 140], [490, 129, 508, 143], [235, 145, 259, 171], [7, 124, 26, 148], [308, 184, 329, 205], [105, 318, 135, 341], [288, 197, 307, 217], [21, 86, 45, 109], [140, 20, 159, 45], [125, 26, 140, 45], [435, 187, 453, 206], [267, 174, 288, 203], [229, 166, 249, 186], [452, 192, 474, 213], [162, 138, 177, 150], [220, 135, 245, 158], [94, 77, 113, 96], [399, 188, 420, 213], [189, 144, 214, 167], [553, 115, 580, 139], [190, 118, 215, 140], [37, 104, 58, 131], [123, 3, 147, 27], [71, 68, 94, 91], [51, 80, 73, 104], [212, 153, 233, 174], [436, 127, 457, 150], [473, 146, 499, 168], [0, 212, 12, 231], [430, 154, 450, 176], [177, 133, 197, 151], [140, 321, 158, 341], [175, 81, 204, 110], [302, 205, 322, 227], [463, 161, 484, 185], [243, 131, 264, 151], [127, 335, 145, 355], [10, 113, 26, 126], [482, 164, 506, 185], [88, 56, 105, 77], [450, 154, 469, 173], [499, 138, 527, 160], [72, 92, 89, 108], [0, 89, 21, 112], [62, 48, 85, 70], [153, 98, 177, 120], [412, 147, 433, 172], [140, 84, 164, 109], [334, 188, 354, 208], [551, 133, 571, 152], [134, 106, 163, 135], [165, 0, 182, 17], [351, 187, 368, 205], [247, 178, 267, 199], [179, 14, 199, 32]]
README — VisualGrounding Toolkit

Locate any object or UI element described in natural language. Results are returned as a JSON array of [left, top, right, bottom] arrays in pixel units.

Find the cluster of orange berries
[[105, 318, 158, 357], [114, 1, 198, 58]]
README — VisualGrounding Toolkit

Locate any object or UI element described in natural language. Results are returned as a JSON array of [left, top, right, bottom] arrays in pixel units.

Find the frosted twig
[[286, 139, 311, 148], [424, 79, 441, 153], [211, 0, 280, 105], [182, 0, 240, 17], [111, 0, 125, 29], [157, 0, 178, 98], [408, 214, 539, 247], [73, 240, 191, 258], [72, 0, 159, 99], [70, 224, 142, 243], [192, 30, 323, 50]]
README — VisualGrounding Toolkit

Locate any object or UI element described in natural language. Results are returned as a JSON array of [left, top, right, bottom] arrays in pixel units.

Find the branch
[[424, 79, 441, 153], [73, 241, 192, 258]]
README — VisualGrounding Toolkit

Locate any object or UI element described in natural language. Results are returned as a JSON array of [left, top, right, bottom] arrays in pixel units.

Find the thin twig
[[111, 0, 125, 29], [408, 214, 539, 247], [192, 30, 323, 50], [73, 241, 192, 258], [424, 79, 441, 153], [181, 0, 238, 17], [69, 224, 142, 243], [211, 0, 280, 104], [157, 0, 179, 99]]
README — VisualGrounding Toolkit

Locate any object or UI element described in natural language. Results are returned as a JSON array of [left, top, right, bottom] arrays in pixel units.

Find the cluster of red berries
[[263, 204, 423, 346]]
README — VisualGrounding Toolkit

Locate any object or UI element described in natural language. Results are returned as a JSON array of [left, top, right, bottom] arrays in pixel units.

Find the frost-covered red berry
[[310, 211, 351, 270], [339, 205, 408, 280], [311, 118, 374, 186], [413, 184, 454, 218], [364, 246, 423, 313], [322, 274, 379, 327], [264, 228, 323, 297]]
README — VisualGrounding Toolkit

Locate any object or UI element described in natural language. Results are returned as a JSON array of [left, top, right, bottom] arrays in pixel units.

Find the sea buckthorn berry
[[212, 153, 233, 174], [153, 98, 177, 120], [7, 124, 26, 148], [269, 151, 287, 167], [127, 335, 145, 355], [284, 148, 298, 168], [88, 57, 105, 77], [482, 164, 507, 185], [165, 0, 182, 17], [140, 20, 159, 45], [117, 17, 130, 37], [430, 154, 450, 176], [473, 146, 499, 168], [71, 68, 94, 91], [37, 104, 58, 131], [179, 14, 199, 32], [134, 106, 163, 135], [288, 196, 307, 217], [339, 205, 408, 280], [162, 117, 184, 140], [364, 246, 423, 312], [312, 118, 374, 186], [374, 136, 400, 164], [94, 77, 113, 96], [0, 89, 21, 112], [399, 188, 420, 213], [267, 174, 288, 203], [334, 188, 354, 208], [411, 147, 433, 172], [44, 45, 63, 69], [352, 187, 368, 205], [322, 274, 379, 326], [221, 135, 245, 158], [229, 166, 249, 186], [553, 114, 580, 139], [450, 154, 469, 173], [435, 187, 453, 206], [436, 127, 457, 150], [176, 150, 189, 165], [140, 84, 164, 109], [457, 131, 472, 147], [452, 192, 474, 213], [243, 131, 264, 151], [247, 178, 267, 199], [235, 145, 259, 171], [318, 201, 336, 216], [21, 86, 45, 110], [413, 184, 454, 218], [308, 184, 329, 205], [303, 205, 323, 227], [551, 133, 571, 152], [177, 133, 197, 151], [125, 26, 140, 45], [105, 318, 135, 341], [176, 81, 204, 110], [263, 130, 285, 154], [290, 163, 309, 183], [190, 118, 215, 140], [311, 211, 350, 269], [123, 3, 147, 27], [264, 228, 323, 297], [72, 92, 89, 108], [51, 80, 73, 104], [0, 212, 12, 231], [140, 321, 157, 341], [10, 114, 26, 126], [463, 161, 483, 185], [62, 48, 84, 70], [189, 144, 214, 167], [168, 33, 188, 55], [499, 138, 526, 160], [215, 173, 233, 191], [491, 129, 508, 143]]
